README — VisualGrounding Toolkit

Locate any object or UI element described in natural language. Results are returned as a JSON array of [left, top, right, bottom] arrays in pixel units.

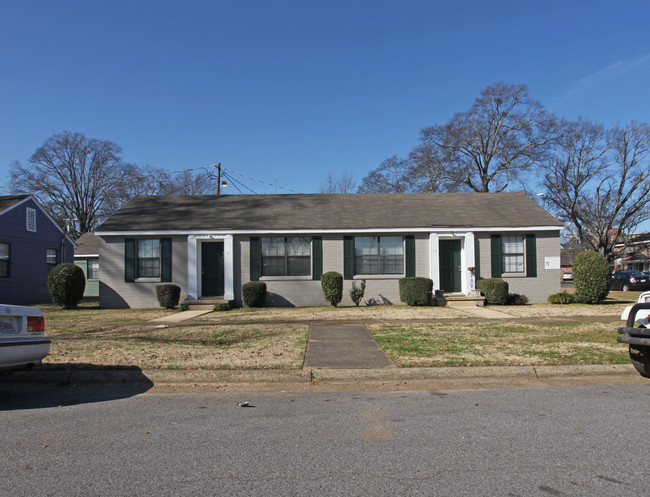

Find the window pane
[[88, 260, 99, 279], [137, 240, 160, 277], [381, 255, 404, 274], [0, 243, 8, 259], [47, 249, 57, 265], [262, 238, 285, 257], [502, 235, 524, 273], [355, 237, 377, 256], [503, 255, 524, 273], [288, 256, 310, 275], [262, 256, 285, 276], [502, 236, 523, 253], [380, 236, 403, 256], [138, 239, 160, 258], [287, 237, 310, 257], [356, 255, 378, 274]]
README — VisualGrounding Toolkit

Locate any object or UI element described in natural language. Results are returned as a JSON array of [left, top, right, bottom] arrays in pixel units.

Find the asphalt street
[[2, 383, 649, 496]]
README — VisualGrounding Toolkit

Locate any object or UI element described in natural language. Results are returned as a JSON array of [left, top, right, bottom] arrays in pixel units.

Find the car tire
[[622, 284, 630, 292], [629, 345, 650, 378]]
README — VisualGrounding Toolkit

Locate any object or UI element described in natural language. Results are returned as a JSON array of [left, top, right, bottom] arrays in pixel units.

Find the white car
[[0, 304, 50, 370]]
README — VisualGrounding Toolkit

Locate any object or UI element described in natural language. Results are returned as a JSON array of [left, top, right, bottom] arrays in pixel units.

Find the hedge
[[399, 277, 433, 306]]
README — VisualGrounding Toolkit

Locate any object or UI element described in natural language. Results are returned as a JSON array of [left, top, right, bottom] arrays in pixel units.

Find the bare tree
[[411, 82, 559, 192], [357, 156, 413, 193], [10, 131, 129, 237], [543, 119, 650, 260], [319, 171, 356, 193]]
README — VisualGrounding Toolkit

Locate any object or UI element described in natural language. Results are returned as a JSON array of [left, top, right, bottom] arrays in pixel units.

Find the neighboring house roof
[[0, 195, 30, 215], [74, 232, 99, 256], [0, 194, 77, 248], [97, 192, 563, 233]]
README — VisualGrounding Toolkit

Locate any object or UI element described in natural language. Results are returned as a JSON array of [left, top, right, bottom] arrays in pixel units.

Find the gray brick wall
[[476, 231, 560, 303]]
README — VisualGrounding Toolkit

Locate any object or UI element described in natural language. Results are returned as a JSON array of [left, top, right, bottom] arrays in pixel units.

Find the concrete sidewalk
[[304, 324, 396, 369]]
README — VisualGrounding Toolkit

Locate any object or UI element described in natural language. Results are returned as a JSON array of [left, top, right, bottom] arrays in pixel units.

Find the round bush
[[573, 251, 611, 304], [47, 263, 86, 309], [156, 284, 181, 309], [321, 272, 343, 307], [243, 281, 267, 307], [476, 278, 509, 305]]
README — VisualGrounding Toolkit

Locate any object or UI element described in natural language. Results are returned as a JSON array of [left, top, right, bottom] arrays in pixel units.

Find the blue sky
[[1, 1, 649, 202]]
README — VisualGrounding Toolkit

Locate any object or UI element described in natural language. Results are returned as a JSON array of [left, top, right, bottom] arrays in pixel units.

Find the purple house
[[0, 195, 76, 304]]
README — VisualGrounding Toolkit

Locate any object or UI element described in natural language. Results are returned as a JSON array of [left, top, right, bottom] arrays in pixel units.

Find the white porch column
[[224, 235, 234, 300], [462, 232, 475, 295], [429, 233, 440, 291], [187, 235, 198, 300]]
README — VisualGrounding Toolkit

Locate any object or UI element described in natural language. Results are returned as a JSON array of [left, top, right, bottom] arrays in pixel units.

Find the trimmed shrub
[[321, 272, 343, 306], [476, 278, 509, 305], [507, 293, 529, 305], [399, 277, 433, 306], [349, 279, 366, 307], [548, 291, 575, 304], [178, 302, 189, 312], [243, 281, 267, 307], [573, 251, 611, 304], [156, 284, 181, 309], [47, 263, 86, 309]]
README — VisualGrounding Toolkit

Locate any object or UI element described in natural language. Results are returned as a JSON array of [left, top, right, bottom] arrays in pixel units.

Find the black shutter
[[491, 235, 502, 278], [312, 237, 322, 280], [161, 238, 172, 282], [343, 236, 354, 280], [526, 234, 537, 277], [125, 238, 135, 282], [405, 235, 415, 277], [250, 237, 261, 281]]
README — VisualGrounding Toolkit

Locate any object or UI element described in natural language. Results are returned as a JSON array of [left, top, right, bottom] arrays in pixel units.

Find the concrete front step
[[435, 293, 486, 307], [182, 298, 235, 310]]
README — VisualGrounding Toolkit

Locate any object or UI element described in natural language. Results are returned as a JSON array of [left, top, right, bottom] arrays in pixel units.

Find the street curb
[[1, 364, 645, 393]]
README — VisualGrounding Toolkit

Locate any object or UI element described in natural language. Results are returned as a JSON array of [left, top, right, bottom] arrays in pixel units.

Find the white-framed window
[[26, 208, 36, 232], [88, 259, 99, 279], [0, 242, 9, 278], [261, 237, 310, 276], [137, 239, 161, 278], [354, 236, 403, 275], [46, 248, 58, 272], [502, 235, 524, 273]]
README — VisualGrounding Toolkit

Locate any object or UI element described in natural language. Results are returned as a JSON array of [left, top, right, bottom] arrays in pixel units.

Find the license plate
[[0, 318, 17, 334]]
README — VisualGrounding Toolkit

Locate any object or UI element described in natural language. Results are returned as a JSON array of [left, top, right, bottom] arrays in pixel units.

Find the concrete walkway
[[304, 324, 396, 369], [150, 309, 213, 323]]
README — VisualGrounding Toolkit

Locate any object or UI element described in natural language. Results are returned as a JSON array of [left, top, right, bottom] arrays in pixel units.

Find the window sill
[[354, 274, 404, 280], [260, 275, 313, 281], [134, 277, 161, 283]]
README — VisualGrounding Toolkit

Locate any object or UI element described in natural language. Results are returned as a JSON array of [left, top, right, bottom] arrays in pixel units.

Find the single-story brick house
[[0, 195, 76, 304], [95, 192, 563, 308]]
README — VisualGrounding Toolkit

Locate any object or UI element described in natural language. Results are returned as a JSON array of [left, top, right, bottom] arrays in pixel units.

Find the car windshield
[[628, 271, 646, 277]]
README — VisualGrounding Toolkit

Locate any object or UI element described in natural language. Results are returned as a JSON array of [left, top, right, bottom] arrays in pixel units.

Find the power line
[[221, 166, 302, 194]]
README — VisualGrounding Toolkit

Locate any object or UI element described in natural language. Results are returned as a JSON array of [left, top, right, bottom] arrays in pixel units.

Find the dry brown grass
[[44, 323, 309, 370], [38, 293, 637, 370]]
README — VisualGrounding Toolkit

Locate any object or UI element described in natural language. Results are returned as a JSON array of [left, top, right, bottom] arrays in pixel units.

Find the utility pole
[[216, 163, 222, 195]]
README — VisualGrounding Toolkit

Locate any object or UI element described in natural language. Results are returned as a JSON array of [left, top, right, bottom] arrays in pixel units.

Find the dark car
[[611, 271, 650, 292]]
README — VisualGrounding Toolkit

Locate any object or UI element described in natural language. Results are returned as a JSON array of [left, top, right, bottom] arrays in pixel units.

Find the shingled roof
[[97, 192, 563, 232], [0, 195, 29, 214]]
